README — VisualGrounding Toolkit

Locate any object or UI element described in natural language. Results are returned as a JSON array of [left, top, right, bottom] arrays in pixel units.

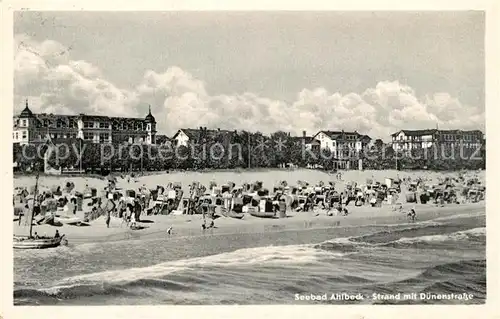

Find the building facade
[[391, 129, 483, 151], [311, 130, 372, 158], [13, 100, 157, 145], [172, 127, 236, 147]]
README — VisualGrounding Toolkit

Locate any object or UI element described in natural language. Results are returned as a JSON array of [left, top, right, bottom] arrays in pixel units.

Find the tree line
[[13, 131, 485, 173]]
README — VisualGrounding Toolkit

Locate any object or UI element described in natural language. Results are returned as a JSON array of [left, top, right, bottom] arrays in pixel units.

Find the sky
[[13, 11, 485, 140]]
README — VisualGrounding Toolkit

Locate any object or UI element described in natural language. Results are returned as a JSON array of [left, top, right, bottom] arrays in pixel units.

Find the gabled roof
[[173, 128, 237, 141], [312, 130, 369, 141], [359, 134, 372, 141], [391, 129, 438, 137]]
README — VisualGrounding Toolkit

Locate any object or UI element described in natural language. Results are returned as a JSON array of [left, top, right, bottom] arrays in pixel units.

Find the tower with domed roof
[[13, 99, 36, 144], [144, 105, 157, 144]]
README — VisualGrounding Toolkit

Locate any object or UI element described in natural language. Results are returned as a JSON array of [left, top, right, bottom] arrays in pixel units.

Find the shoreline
[[14, 202, 485, 245], [13, 167, 483, 179]]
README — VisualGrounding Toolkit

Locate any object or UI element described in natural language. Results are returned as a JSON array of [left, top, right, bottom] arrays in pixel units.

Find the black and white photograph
[[3, 3, 496, 314]]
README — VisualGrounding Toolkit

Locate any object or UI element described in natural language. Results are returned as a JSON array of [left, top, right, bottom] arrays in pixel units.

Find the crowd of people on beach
[[13, 170, 485, 237]]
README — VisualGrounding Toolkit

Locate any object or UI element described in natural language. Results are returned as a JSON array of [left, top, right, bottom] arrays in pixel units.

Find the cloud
[[14, 34, 485, 140]]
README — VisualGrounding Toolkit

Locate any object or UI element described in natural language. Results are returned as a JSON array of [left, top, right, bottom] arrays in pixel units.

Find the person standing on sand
[[106, 210, 111, 228]]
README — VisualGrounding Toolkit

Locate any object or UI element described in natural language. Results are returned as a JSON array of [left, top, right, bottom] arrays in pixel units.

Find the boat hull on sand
[[221, 208, 245, 219], [54, 216, 82, 225], [249, 211, 277, 218], [13, 235, 65, 249]]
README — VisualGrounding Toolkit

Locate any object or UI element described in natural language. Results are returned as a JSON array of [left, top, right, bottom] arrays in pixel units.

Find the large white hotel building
[[13, 100, 157, 145]]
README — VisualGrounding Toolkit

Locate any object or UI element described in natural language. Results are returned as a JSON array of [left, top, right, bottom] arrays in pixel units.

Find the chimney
[[302, 130, 306, 138], [199, 126, 203, 131]]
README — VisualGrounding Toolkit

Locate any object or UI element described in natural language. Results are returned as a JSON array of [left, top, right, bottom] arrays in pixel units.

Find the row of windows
[[394, 134, 482, 142], [55, 121, 77, 128], [319, 134, 357, 141], [83, 121, 152, 131], [395, 135, 433, 141], [83, 132, 110, 141], [12, 132, 27, 140], [13, 119, 29, 127], [393, 141, 481, 148], [323, 141, 360, 148], [441, 134, 481, 141], [50, 133, 78, 139]]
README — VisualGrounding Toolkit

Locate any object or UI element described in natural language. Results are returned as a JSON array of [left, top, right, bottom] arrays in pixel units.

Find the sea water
[[14, 210, 485, 305]]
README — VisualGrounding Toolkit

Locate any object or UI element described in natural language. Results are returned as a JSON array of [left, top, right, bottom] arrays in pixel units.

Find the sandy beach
[[13, 169, 485, 244], [13, 169, 486, 305]]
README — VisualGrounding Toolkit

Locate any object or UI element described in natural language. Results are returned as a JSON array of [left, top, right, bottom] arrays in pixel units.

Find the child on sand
[[408, 208, 416, 222]]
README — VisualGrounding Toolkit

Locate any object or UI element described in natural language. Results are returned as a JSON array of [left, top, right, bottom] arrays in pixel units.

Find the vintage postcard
[[1, 1, 498, 319]]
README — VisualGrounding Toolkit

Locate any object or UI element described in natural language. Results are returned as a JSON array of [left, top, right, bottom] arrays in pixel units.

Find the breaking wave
[[14, 210, 486, 305]]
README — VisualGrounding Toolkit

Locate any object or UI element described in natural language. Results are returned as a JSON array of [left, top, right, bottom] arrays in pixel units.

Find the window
[[101, 133, 109, 142], [22, 131, 27, 139], [84, 132, 93, 140], [22, 119, 27, 126], [99, 122, 109, 129], [84, 122, 93, 128], [15, 132, 19, 140]]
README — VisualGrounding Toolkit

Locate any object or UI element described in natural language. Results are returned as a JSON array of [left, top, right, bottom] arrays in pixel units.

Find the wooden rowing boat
[[247, 207, 276, 218], [54, 216, 82, 225], [220, 207, 244, 219], [13, 166, 70, 249], [13, 235, 66, 249]]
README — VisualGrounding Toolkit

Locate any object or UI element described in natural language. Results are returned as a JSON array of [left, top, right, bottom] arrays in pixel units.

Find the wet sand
[[13, 202, 485, 244]]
